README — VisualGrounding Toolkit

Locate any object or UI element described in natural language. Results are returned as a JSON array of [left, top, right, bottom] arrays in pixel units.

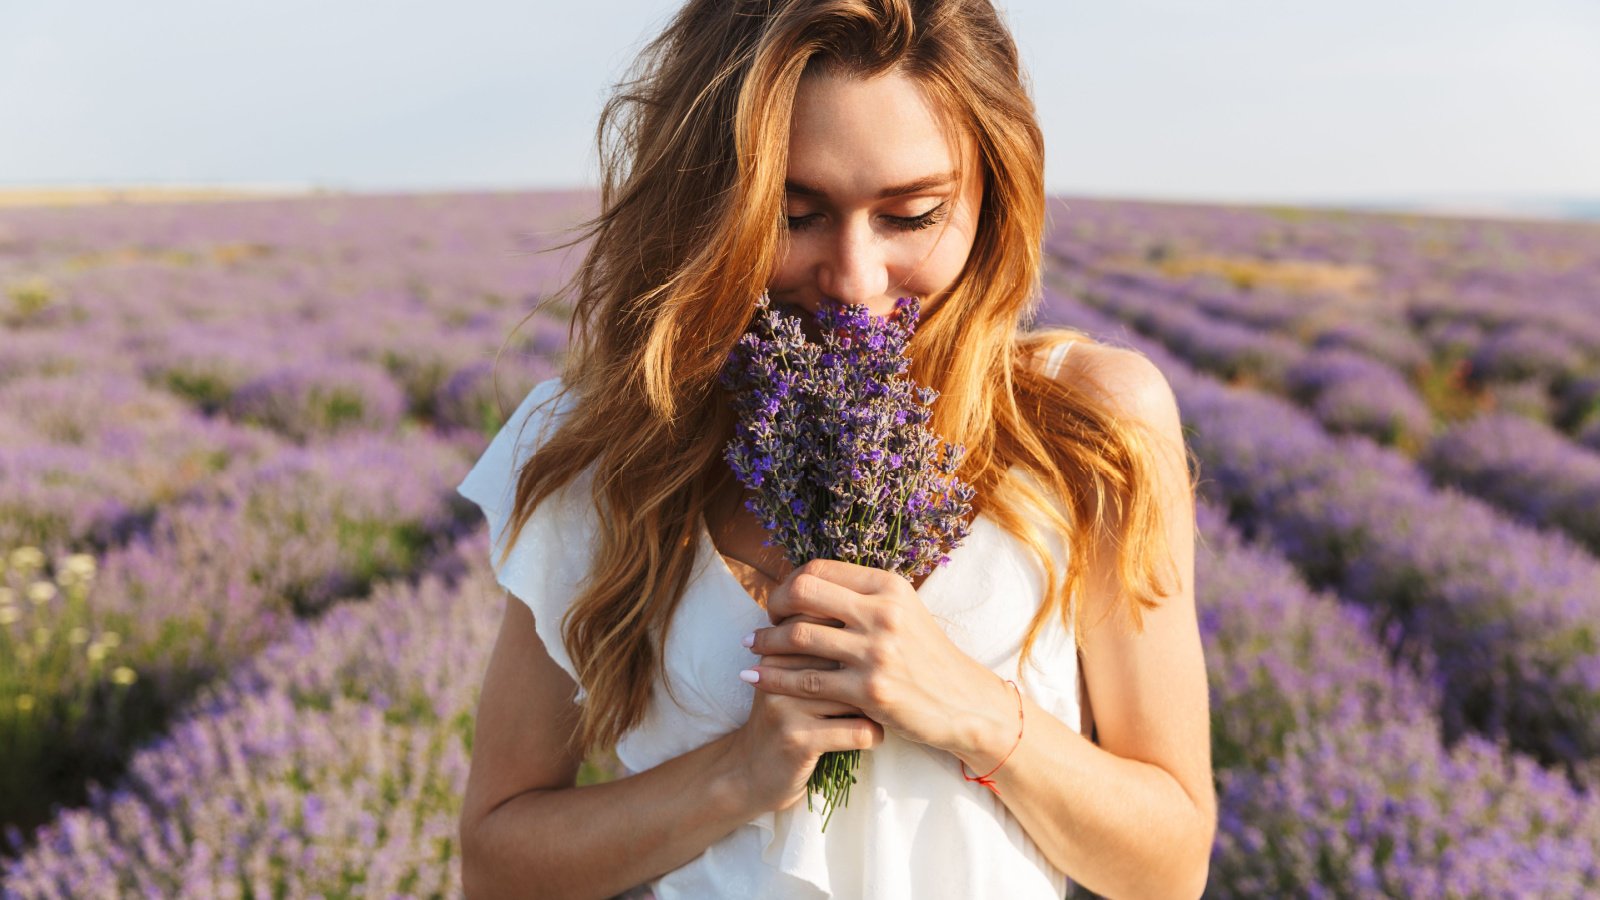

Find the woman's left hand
[[742, 557, 1004, 756]]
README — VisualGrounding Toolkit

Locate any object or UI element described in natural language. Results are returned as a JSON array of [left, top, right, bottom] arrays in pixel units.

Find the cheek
[[768, 242, 807, 291], [896, 228, 976, 291]]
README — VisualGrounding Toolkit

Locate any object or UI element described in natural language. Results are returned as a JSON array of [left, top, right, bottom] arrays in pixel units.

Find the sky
[[3, 0, 1598, 209]]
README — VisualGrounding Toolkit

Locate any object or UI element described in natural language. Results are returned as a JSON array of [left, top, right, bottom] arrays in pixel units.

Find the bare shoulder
[[1057, 341, 1182, 442], [1068, 341, 1215, 875]]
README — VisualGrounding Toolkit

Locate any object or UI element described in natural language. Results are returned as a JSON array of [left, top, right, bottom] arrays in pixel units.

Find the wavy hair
[[497, 0, 1188, 760]]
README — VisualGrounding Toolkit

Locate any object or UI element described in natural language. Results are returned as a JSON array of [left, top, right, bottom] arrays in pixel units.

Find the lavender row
[[1, 198, 579, 559], [0, 430, 475, 832], [1042, 196, 1600, 333], [1056, 263, 1600, 576], [1039, 292, 1600, 774], [0, 373, 284, 553], [0, 333, 551, 557], [1042, 199, 1600, 433], [1062, 268, 1307, 387], [0, 201, 576, 412], [0, 532, 510, 896], [1410, 290, 1600, 379], [1067, 240, 1600, 391], [1193, 502, 1600, 896], [1067, 254, 1600, 442], [137, 318, 559, 440], [1423, 413, 1600, 556], [1058, 269, 1438, 450]]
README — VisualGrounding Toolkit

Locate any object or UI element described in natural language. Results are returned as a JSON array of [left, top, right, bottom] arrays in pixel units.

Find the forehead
[[786, 69, 974, 198]]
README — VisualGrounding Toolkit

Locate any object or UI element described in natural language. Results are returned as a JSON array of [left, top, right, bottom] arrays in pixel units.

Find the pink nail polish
[[739, 668, 760, 684], [741, 631, 755, 648]]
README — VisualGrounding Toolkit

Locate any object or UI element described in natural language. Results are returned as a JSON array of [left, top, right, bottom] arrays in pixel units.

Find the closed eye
[[785, 200, 950, 234], [887, 201, 949, 232]]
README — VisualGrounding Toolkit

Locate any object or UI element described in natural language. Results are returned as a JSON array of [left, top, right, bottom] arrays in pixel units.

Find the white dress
[[456, 342, 1086, 899]]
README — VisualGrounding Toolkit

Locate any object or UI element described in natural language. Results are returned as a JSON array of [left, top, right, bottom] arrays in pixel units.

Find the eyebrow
[[784, 171, 957, 201]]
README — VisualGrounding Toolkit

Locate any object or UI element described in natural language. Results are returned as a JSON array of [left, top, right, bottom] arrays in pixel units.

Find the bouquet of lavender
[[718, 291, 976, 831]]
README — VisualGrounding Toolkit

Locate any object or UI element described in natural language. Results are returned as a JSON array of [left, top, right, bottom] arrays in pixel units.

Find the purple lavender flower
[[719, 293, 974, 581], [718, 291, 975, 830]]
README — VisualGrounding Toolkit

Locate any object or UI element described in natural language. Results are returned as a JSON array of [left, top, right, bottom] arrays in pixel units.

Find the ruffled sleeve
[[455, 376, 594, 704]]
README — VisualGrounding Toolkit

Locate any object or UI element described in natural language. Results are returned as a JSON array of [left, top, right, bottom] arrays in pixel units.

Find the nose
[[817, 217, 889, 308]]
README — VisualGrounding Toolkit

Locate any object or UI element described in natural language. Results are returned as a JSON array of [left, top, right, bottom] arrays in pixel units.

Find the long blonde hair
[[498, 0, 1186, 760]]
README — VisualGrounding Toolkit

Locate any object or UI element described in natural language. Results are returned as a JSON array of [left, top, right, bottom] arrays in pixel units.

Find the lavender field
[[2, 191, 1597, 896]]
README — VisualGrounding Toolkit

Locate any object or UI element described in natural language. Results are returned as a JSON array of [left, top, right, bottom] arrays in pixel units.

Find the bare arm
[[459, 593, 758, 899], [949, 346, 1215, 898]]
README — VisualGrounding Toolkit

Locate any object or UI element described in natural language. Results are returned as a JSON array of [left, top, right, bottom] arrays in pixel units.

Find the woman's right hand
[[726, 613, 885, 815]]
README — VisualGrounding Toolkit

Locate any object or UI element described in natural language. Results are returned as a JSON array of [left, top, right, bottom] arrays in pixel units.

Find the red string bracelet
[[958, 677, 1023, 797]]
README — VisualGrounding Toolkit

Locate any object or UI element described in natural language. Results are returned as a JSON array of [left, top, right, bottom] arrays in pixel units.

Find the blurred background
[[2, 1, 1599, 897]]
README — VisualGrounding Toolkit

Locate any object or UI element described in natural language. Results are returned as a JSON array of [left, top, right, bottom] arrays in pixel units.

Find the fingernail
[[741, 631, 755, 648], [739, 668, 760, 684]]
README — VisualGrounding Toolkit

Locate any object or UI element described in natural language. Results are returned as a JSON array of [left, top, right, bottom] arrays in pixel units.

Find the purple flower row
[[1282, 346, 1435, 445], [1039, 291, 1600, 774], [1194, 502, 1600, 896], [1411, 293, 1600, 379], [1422, 412, 1600, 556], [1059, 268, 1307, 386], [1050, 257, 1600, 596], [0, 428, 476, 832], [139, 318, 557, 440], [1042, 197, 1600, 439], [0, 372, 284, 552], [1052, 264, 1600, 573], [0, 532, 507, 895], [1054, 270, 1437, 448], [0, 194, 576, 449]]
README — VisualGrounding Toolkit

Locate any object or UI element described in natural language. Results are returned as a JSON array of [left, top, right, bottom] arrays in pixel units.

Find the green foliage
[[161, 368, 234, 413], [4, 276, 54, 326], [0, 547, 147, 829], [1412, 355, 1488, 423]]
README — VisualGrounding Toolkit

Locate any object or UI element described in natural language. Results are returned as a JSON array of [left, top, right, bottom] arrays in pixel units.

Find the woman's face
[[767, 67, 984, 325]]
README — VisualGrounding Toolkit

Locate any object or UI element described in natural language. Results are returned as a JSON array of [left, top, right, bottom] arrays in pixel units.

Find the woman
[[456, 1, 1215, 897]]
